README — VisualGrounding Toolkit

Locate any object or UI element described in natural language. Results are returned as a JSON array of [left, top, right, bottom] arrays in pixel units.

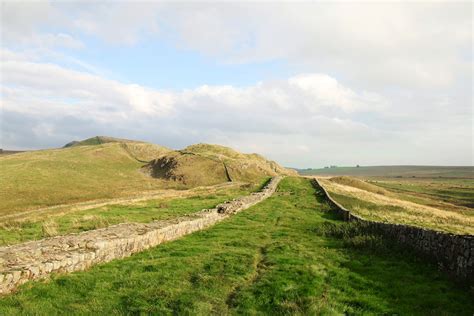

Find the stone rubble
[[0, 176, 282, 295]]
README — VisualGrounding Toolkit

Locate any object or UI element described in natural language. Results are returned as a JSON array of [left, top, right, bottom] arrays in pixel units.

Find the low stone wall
[[0, 176, 282, 295], [311, 178, 474, 284]]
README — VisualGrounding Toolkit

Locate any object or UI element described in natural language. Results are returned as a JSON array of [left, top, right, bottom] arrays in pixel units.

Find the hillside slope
[[0, 143, 171, 214], [142, 143, 296, 186], [0, 137, 292, 214]]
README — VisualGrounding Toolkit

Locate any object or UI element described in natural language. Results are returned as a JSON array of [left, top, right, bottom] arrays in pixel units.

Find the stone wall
[[311, 178, 474, 284], [0, 176, 282, 295]]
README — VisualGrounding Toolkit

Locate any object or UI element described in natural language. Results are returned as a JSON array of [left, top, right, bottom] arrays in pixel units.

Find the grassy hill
[[299, 165, 474, 178], [0, 142, 168, 215], [0, 137, 292, 214], [63, 136, 144, 148], [143, 143, 295, 187]]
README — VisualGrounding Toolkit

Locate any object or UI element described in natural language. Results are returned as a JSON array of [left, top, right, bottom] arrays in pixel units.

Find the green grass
[[0, 180, 263, 246], [0, 177, 471, 315]]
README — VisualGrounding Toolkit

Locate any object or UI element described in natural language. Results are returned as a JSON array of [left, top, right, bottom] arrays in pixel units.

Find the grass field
[[299, 165, 474, 178], [0, 178, 471, 315], [369, 177, 474, 209], [0, 180, 261, 246], [319, 177, 474, 234]]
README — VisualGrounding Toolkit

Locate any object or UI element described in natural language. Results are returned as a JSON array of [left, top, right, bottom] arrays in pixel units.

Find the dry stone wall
[[311, 178, 474, 284], [0, 176, 282, 295]]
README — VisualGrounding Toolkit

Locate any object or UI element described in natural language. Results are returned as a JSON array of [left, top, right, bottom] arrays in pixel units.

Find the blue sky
[[1, 1, 472, 167], [55, 35, 291, 89]]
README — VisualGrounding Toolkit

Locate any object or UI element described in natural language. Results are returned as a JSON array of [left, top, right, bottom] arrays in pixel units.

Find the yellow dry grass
[[318, 178, 474, 235]]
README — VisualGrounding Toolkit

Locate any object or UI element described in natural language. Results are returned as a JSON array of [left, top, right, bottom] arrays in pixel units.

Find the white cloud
[[1, 52, 471, 166], [2, 2, 470, 89], [1, 53, 381, 120], [157, 2, 471, 89], [0, 2, 471, 166]]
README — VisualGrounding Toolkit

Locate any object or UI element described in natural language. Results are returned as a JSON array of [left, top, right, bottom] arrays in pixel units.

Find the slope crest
[[143, 143, 295, 186]]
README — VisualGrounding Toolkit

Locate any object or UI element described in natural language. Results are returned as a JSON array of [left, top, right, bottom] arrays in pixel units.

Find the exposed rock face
[[312, 178, 474, 283], [0, 177, 282, 295]]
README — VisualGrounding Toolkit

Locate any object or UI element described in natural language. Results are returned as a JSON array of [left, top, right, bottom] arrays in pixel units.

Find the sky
[[0, 1, 472, 168]]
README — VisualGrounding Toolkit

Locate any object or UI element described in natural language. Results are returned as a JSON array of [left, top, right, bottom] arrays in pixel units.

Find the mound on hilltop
[[142, 143, 296, 186], [63, 136, 171, 162], [63, 136, 142, 148]]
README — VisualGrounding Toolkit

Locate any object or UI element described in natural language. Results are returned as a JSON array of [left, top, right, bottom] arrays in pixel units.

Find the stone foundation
[[311, 178, 474, 284], [0, 176, 282, 295]]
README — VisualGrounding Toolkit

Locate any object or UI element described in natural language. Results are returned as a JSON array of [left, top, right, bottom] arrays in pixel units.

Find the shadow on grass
[[314, 220, 473, 315]]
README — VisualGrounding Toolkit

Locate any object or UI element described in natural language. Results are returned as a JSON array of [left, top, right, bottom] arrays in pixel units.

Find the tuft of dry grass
[[79, 215, 110, 230], [42, 220, 58, 237], [0, 220, 25, 231]]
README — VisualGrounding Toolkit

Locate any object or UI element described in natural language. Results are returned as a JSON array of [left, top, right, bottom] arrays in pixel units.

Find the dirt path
[[0, 177, 282, 295]]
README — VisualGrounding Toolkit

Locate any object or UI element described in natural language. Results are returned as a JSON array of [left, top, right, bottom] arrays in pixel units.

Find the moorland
[[0, 137, 472, 314]]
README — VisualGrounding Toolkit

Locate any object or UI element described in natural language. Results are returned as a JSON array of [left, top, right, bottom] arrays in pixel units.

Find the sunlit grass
[[0, 177, 471, 315], [320, 178, 474, 234]]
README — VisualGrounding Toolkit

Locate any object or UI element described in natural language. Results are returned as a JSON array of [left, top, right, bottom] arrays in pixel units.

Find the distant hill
[[63, 136, 143, 148], [298, 165, 474, 178], [0, 136, 293, 213], [0, 150, 25, 156]]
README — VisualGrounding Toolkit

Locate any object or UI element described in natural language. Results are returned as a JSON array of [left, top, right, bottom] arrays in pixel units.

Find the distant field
[[369, 177, 474, 209], [299, 165, 474, 178], [0, 150, 25, 156], [1, 178, 470, 315], [319, 176, 474, 234]]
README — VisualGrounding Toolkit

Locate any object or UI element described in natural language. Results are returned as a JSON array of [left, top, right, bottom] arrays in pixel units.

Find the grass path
[[0, 177, 471, 315]]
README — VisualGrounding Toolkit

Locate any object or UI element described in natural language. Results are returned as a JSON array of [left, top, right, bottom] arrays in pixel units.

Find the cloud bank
[[0, 2, 472, 167]]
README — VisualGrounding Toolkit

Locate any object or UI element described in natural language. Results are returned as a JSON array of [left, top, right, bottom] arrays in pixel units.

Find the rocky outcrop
[[0, 177, 282, 295], [311, 178, 474, 284]]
